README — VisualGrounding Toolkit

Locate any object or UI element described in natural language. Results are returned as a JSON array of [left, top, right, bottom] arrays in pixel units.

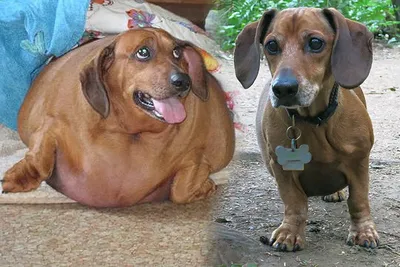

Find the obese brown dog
[[234, 8, 378, 251], [2, 28, 235, 207]]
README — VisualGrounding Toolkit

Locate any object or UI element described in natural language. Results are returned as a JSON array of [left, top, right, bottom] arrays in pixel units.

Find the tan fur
[[235, 8, 378, 251], [2, 28, 235, 207]]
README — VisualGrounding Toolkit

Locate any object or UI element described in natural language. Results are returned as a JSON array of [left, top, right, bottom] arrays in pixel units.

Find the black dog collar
[[286, 82, 339, 126]]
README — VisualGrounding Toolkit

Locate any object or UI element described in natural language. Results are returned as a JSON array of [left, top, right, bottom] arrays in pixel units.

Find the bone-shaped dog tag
[[275, 144, 312, 171]]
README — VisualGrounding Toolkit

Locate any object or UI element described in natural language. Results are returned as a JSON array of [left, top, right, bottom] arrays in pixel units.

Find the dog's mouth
[[134, 91, 187, 124]]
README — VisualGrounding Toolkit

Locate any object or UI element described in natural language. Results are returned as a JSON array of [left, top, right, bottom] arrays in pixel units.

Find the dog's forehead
[[115, 29, 176, 51], [270, 8, 333, 36]]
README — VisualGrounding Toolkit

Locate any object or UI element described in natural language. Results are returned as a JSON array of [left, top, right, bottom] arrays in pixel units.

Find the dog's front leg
[[2, 128, 56, 193], [170, 160, 215, 204], [269, 160, 308, 252], [344, 158, 379, 248]]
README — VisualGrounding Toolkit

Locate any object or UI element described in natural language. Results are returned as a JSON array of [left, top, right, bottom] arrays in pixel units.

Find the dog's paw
[[194, 178, 217, 200], [268, 223, 305, 252], [322, 190, 346, 202], [346, 220, 379, 248], [171, 178, 216, 204], [2, 160, 41, 193]]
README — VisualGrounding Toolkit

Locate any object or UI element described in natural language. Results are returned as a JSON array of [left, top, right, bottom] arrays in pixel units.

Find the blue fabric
[[0, 0, 90, 130]]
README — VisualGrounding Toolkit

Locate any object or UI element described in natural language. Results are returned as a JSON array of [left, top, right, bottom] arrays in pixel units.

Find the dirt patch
[[209, 43, 400, 266]]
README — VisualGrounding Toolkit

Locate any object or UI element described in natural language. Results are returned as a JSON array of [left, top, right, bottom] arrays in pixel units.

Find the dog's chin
[[270, 95, 300, 109], [270, 93, 315, 109]]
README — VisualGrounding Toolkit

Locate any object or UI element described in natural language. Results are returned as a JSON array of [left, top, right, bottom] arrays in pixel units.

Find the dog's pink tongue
[[152, 97, 186, 124]]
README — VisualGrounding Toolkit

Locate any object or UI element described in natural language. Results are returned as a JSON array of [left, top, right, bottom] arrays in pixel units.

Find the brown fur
[[2, 28, 235, 207], [234, 8, 378, 251]]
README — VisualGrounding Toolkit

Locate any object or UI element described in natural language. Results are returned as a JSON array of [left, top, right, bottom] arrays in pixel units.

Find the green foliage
[[215, 0, 400, 51]]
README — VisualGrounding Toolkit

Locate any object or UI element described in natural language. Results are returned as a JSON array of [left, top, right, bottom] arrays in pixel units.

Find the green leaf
[[215, 0, 400, 51]]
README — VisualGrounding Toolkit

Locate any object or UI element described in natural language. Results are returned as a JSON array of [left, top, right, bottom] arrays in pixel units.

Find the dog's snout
[[272, 81, 298, 98], [272, 69, 299, 99], [170, 73, 191, 92]]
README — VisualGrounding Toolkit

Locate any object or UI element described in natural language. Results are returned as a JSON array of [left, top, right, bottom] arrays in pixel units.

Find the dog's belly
[[298, 162, 348, 197], [46, 152, 173, 207], [47, 172, 172, 207]]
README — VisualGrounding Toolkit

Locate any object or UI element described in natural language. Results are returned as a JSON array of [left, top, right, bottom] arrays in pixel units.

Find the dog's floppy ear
[[323, 8, 373, 89], [181, 44, 209, 101], [80, 42, 115, 118], [234, 9, 277, 89]]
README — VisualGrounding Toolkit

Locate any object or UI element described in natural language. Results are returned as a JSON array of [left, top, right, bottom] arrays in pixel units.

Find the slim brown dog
[[2, 28, 235, 207], [234, 8, 378, 251]]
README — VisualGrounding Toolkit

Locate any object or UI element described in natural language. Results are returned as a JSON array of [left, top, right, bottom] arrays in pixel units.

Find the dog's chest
[[294, 131, 349, 196], [272, 130, 351, 197], [298, 161, 348, 197]]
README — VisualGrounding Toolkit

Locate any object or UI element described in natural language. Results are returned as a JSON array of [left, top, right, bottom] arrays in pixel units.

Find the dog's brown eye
[[136, 47, 151, 61], [265, 40, 279, 55], [172, 48, 181, 59], [308, 38, 324, 52]]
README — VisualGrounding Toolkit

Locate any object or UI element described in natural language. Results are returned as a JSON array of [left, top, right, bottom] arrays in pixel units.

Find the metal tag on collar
[[315, 116, 323, 127], [275, 115, 312, 171]]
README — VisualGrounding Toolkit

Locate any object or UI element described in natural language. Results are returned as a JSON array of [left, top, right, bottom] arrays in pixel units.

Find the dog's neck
[[288, 80, 339, 126]]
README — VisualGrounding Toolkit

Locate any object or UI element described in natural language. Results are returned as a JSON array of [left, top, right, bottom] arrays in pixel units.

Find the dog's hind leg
[[2, 124, 56, 193], [169, 156, 216, 204], [322, 189, 346, 202]]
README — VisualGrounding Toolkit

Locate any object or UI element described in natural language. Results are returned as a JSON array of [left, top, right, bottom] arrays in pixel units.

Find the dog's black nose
[[170, 73, 191, 92], [272, 69, 299, 99], [272, 82, 298, 99]]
